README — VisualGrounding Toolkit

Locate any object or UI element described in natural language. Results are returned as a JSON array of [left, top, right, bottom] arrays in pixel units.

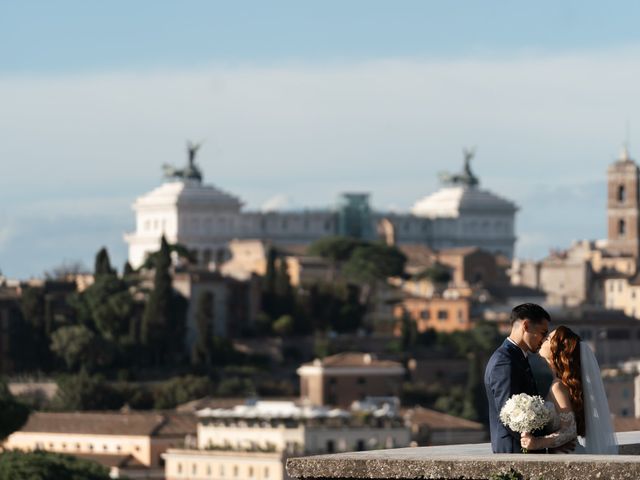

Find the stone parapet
[[287, 431, 640, 480]]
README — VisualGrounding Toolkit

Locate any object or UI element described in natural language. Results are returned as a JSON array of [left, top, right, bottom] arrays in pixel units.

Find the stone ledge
[[286, 431, 640, 480]]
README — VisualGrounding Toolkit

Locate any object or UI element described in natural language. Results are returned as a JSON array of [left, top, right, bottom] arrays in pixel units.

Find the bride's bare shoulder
[[549, 379, 572, 409]]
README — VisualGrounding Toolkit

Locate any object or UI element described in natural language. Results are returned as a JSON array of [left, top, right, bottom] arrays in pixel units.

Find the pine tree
[[261, 247, 279, 319], [192, 291, 214, 366], [123, 261, 134, 276], [141, 236, 173, 365], [94, 247, 115, 277]]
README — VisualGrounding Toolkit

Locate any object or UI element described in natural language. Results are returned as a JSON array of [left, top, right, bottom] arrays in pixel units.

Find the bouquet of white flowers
[[499, 393, 551, 452]]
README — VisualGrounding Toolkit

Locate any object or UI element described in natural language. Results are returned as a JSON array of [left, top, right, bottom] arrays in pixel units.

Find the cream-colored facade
[[220, 239, 332, 287], [164, 449, 286, 480], [604, 277, 640, 318], [164, 400, 410, 480], [3, 411, 195, 479]]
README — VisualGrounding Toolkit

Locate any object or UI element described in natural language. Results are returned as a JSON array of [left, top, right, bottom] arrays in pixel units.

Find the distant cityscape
[[1, 145, 640, 479]]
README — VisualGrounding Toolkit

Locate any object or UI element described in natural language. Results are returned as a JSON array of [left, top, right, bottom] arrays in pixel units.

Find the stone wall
[[287, 431, 640, 480]]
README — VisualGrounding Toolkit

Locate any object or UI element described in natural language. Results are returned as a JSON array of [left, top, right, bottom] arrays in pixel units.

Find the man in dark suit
[[484, 303, 550, 453]]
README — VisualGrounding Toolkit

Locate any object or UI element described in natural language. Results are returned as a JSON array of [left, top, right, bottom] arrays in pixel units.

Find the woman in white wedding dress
[[520, 326, 618, 454]]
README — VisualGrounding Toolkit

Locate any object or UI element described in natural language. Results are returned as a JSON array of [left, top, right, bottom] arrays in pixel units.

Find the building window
[[88, 444, 94, 451], [249, 467, 254, 477], [420, 309, 430, 320], [437, 310, 448, 320], [326, 440, 335, 453], [618, 185, 626, 203], [76, 443, 81, 451], [356, 439, 366, 451], [619, 219, 626, 236], [103, 445, 108, 451], [329, 378, 337, 386]]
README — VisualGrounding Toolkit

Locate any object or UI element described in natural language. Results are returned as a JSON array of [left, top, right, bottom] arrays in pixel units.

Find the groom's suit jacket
[[484, 339, 538, 453]]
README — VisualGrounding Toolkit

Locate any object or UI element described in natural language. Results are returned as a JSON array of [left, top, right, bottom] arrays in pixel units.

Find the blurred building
[[403, 406, 486, 446], [510, 147, 640, 307], [163, 399, 410, 480], [3, 411, 197, 479], [220, 239, 332, 287], [125, 148, 518, 269], [172, 269, 261, 344], [394, 296, 472, 333], [297, 353, 405, 407]]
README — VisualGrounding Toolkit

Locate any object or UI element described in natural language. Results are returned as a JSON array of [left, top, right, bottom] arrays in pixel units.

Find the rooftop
[[15, 411, 196, 437]]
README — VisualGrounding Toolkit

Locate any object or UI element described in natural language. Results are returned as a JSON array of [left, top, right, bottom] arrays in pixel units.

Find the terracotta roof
[[302, 352, 403, 369], [403, 406, 485, 431], [398, 244, 437, 269], [18, 411, 196, 437], [73, 453, 147, 470]]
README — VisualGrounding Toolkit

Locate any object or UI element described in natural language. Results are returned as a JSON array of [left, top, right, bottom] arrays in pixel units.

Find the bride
[[520, 326, 618, 454]]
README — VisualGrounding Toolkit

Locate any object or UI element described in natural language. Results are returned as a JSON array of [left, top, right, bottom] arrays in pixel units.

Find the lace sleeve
[[535, 411, 577, 449]]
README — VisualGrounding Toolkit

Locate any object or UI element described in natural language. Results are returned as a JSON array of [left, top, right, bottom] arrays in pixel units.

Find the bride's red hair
[[550, 326, 585, 436]]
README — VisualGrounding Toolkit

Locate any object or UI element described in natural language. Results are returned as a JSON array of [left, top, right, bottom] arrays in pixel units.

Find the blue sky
[[2, 1, 640, 278]]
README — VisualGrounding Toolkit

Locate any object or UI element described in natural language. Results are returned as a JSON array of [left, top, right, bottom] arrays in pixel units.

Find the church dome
[[411, 185, 517, 218], [135, 180, 243, 211]]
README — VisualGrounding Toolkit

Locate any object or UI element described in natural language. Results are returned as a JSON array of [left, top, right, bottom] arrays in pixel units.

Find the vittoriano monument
[[163, 141, 203, 182], [439, 147, 479, 187]]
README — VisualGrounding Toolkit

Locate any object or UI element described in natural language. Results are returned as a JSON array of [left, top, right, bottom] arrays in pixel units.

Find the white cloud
[[260, 194, 296, 212]]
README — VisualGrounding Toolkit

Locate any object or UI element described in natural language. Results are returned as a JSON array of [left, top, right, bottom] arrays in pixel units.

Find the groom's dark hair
[[510, 303, 550, 325]]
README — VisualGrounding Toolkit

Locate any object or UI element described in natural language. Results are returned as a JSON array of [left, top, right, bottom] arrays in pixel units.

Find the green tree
[[50, 325, 113, 372], [272, 314, 294, 336], [19, 287, 51, 369], [341, 243, 406, 282], [308, 236, 365, 263], [52, 371, 124, 411], [0, 381, 30, 443], [141, 236, 185, 365], [462, 351, 486, 422], [0, 450, 110, 480], [94, 247, 116, 277], [153, 375, 214, 409], [192, 291, 214, 366], [122, 261, 134, 276]]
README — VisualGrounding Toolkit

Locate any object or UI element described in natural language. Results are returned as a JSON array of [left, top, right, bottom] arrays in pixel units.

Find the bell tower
[[607, 146, 640, 258]]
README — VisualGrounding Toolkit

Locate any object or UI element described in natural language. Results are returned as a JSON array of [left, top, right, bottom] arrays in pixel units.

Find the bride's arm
[[521, 382, 577, 451]]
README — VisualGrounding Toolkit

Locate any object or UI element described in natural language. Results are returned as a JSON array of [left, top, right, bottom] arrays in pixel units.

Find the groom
[[484, 303, 550, 453]]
